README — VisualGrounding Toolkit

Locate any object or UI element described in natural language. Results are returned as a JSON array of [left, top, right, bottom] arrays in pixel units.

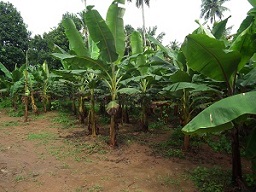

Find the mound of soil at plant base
[[0, 110, 251, 192]]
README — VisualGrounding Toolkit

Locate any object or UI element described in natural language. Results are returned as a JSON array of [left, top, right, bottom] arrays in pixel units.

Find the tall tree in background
[[127, 0, 150, 47], [200, 0, 230, 23], [0, 1, 29, 71]]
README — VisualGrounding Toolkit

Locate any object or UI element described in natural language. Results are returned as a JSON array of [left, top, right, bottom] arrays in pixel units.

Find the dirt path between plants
[[0, 109, 242, 192]]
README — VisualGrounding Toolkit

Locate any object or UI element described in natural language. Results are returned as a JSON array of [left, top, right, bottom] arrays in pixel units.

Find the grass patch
[[87, 184, 103, 192], [1, 121, 19, 127], [151, 127, 203, 158], [28, 132, 57, 140], [190, 166, 231, 192]]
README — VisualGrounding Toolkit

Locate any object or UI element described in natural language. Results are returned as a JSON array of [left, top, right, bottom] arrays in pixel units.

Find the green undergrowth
[[51, 111, 77, 129], [151, 127, 202, 158]]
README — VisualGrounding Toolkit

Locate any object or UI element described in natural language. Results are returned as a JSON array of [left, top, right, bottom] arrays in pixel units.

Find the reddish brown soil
[[0, 110, 251, 192]]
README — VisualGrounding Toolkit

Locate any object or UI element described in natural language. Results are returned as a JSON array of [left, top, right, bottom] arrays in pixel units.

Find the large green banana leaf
[[182, 91, 256, 135], [62, 18, 89, 57], [181, 34, 241, 82], [84, 6, 118, 63], [106, 1, 125, 62]]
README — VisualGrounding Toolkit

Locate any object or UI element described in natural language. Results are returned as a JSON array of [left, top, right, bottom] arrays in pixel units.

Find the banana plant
[[118, 30, 171, 132], [0, 62, 25, 110], [53, 0, 126, 146], [181, 1, 256, 187]]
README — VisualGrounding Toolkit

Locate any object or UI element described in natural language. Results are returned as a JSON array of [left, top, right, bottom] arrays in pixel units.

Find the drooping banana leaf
[[106, 1, 125, 62], [182, 91, 256, 135], [52, 53, 108, 74], [0, 62, 12, 79], [62, 18, 89, 57], [181, 34, 241, 82], [163, 82, 219, 93], [118, 87, 141, 95], [84, 6, 118, 63]]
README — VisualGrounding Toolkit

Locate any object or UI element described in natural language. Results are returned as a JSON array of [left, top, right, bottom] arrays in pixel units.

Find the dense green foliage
[[0, 0, 255, 190], [0, 1, 29, 71]]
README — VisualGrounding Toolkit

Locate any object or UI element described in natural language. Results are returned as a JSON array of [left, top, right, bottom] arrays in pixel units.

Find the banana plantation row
[[1, 0, 256, 189]]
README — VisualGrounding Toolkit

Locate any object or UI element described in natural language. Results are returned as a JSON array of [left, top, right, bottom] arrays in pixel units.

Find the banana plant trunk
[[141, 97, 148, 132], [231, 125, 245, 188], [78, 96, 86, 124], [110, 114, 117, 147], [89, 89, 97, 137], [23, 96, 29, 122], [182, 90, 191, 151], [30, 91, 38, 115]]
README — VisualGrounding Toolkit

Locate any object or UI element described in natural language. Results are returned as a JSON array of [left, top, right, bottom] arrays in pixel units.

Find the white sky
[[2, 0, 252, 45]]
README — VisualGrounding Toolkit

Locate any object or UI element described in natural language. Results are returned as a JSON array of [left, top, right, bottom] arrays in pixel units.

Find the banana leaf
[[0, 62, 12, 79], [211, 16, 230, 39], [163, 82, 219, 93], [62, 18, 89, 57], [182, 91, 256, 135], [130, 31, 147, 75], [181, 34, 241, 82], [230, 23, 256, 71], [118, 87, 141, 95], [84, 6, 118, 63], [106, 1, 125, 62]]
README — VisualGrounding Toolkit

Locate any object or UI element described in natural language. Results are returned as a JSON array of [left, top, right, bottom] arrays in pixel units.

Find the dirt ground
[[0, 109, 251, 192]]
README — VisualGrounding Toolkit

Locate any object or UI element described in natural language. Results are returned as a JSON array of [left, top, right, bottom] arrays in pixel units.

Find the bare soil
[[0, 110, 251, 192]]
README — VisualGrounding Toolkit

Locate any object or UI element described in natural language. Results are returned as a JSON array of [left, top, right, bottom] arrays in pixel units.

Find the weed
[[8, 107, 23, 117], [2, 121, 19, 127], [15, 175, 25, 182], [190, 166, 231, 192], [244, 173, 256, 188], [149, 120, 169, 131], [60, 163, 70, 169], [157, 173, 181, 186], [28, 132, 57, 141], [51, 112, 76, 129], [205, 134, 231, 154], [0, 99, 12, 109], [87, 184, 103, 192]]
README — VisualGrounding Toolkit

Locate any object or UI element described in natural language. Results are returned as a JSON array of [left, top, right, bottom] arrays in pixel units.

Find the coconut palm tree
[[200, 0, 230, 23], [127, 0, 150, 47]]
